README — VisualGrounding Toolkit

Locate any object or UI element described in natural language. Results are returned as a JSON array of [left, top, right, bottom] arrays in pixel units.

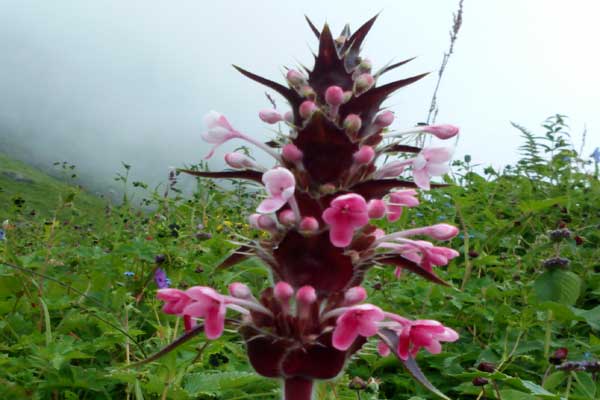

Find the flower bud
[[278, 209, 296, 226], [342, 90, 353, 103], [299, 216, 319, 233], [319, 183, 337, 194], [358, 58, 372, 73], [286, 69, 305, 87], [283, 111, 294, 124], [353, 146, 375, 165], [353, 73, 375, 95], [549, 347, 569, 365], [228, 282, 252, 299], [344, 286, 367, 305], [282, 143, 303, 162], [367, 199, 386, 219], [426, 223, 459, 240], [258, 109, 283, 124], [296, 285, 317, 305], [423, 124, 459, 139], [549, 228, 571, 242], [477, 362, 496, 373], [225, 152, 258, 169], [299, 101, 317, 119], [374, 111, 395, 127], [325, 86, 345, 106], [248, 214, 277, 231], [472, 377, 489, 387], [343, 114, 362, 136], [542, 257, 570, 270], [274, 281, 294, 303], [299, 85, 316, 99]]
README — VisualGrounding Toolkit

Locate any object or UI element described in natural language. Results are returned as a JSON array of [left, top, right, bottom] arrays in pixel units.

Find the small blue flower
[[155, 268, 170, 289], [0, 229, 5, 241], [437, 215, 447, 221], [591, 147, 600, 163], [123, 271, 135, 277]]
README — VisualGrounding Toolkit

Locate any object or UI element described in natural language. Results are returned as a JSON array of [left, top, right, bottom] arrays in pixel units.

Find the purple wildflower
[[155, 268, 170, 289]]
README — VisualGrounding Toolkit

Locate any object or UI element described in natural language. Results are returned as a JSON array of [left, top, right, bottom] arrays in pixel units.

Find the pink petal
[[378, 341, 391, 356], [412, 168, 431, 190], [425, 340, 442, 354], [329, 226, 355, 248], [204, 303, 226, 339], [332, 319, 360, 351], [257, 196, 287, 214], [422, 147, 453, 163]]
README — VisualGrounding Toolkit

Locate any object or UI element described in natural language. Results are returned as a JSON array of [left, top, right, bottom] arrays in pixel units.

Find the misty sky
[[0, 0, 598, 192]]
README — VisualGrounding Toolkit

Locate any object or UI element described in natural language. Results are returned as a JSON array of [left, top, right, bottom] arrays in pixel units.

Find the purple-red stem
[[284, 378, 314, 400]]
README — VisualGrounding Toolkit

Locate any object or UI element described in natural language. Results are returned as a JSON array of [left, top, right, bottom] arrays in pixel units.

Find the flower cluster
[[156, 16, 462, 400]]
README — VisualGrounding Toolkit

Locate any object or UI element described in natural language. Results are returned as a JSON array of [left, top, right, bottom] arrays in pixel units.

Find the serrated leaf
[[534, 270, 581, 305]]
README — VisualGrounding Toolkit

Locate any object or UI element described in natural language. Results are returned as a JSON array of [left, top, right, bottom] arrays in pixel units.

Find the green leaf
[[518, 196, 567, 212], [572, 305, 600, 330], [534, 270, 581, 305], [543, 371, 566, 391], [573, 372, 596, 399]]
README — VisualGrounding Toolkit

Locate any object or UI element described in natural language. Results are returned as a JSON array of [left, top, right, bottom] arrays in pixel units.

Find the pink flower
[[374, 111, 394, 128], [201, 111, 242, 159], [332, 304, 385, 351], [248, 213, 277, 232], [157, 289, 191, 315], [344, 286, 367, 305], [299, 216, 319, 233], [228, 282, 252, 299], [225, 152, 260, 170], [282, 143, 303, 163], [257, 167, 296, 214], [183, 286, 227, 339], [367, 199, 386, 219], [299, 101, 317, 119], [278, 209, 296, 225], [387, 190, 419, 222], [412, 147, 453, 190], [325, 86, 344, 106], [353, 146, 375, 165], [322, 193, 369, 247], [374, 159, 411, 179], [259, 109, 283, 124], [424, 223, 459, 240], [401, 240, 460, 272], [396, 320, 459, 360], [422, 124, 459, 140]]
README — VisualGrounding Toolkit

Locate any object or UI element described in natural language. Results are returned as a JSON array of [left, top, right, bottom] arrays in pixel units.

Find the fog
[[0, 0, 598, 194]]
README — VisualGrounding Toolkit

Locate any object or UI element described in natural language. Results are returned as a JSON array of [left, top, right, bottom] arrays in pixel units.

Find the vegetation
[[0, 116, 599, 399]]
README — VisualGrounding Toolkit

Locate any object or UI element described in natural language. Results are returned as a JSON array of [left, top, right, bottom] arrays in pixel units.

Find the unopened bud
[[477, 362, 496, 373], [426, 223, 459, 240], [299, 101, 317, 119], [286, 69, 305, 87], [282, 143, 303, 162], [325, 86, 345, 106], [344, 286, 367, 305], [299, 85, 316, 99], [296, 285, 317, 304], [259, 109, 283, 124], [274, 281, 294, 302], [248, 214, 277, 232], [367, 199, 386, 219], [319, 183, 337, 194], [278, 209, 296, 226], [344, 114, 362, 136], [228, 282, 252, 299], [299, 216, 319, 233], [353, 73, 375, 96], [342, 90, 353, 103], [348, 376, 367, 390], [472, 377, 489, 387], [423, 124, 459, 140], [549, 228, 571, 242], [358, 58, 372, 73], [283, 111, 294, 123], [225, 152, 258, 169], [549, 347, 568, 365], [353, 146, 375, 164], [374, 111, 395, 127], [542, 257, 570, 270]]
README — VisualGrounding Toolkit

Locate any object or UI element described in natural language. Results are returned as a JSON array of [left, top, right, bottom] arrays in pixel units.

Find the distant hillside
[[0, 152, 106, 220]]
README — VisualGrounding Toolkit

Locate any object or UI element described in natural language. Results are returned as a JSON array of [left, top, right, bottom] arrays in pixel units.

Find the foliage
[[0, 117, 599, 399]]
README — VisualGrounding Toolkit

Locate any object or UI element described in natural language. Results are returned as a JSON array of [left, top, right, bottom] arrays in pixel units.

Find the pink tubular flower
[[229, 282, 252, 299], [257, 167, 296, 214], [424, 223, 459, 240], [157, 289, 191, 315], [332, 304, 385, 351], [225, 152, 260, 170], [367, 199, 386, 219], [398, 240, 460, 272], [322, 193, 369, 247], [259, 109, 283, 124], [344, 286, 367, 305], [412, 147, 453, 190], [396, 320, 459, 360], [422, 124, 459, 140], [387, 190, 419, 222], [282, 143, 303, 163], [201, 111, 242, 159], [183, 286, 227, 339], [353, 146, 375, 165], [248, 213, 277, 232], [278, 209, 296, 225]]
